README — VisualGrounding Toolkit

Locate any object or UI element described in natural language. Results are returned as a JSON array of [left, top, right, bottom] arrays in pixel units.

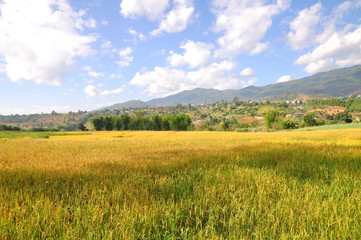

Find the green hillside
[[99, 100, 148, 111], [146, 65, 361, 106]]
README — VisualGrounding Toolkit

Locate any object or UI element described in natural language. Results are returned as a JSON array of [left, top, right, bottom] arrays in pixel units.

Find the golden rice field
[[1, 129, 361, 239]]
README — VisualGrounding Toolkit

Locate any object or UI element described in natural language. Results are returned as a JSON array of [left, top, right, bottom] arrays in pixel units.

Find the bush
[[281, 120, 298, 129]]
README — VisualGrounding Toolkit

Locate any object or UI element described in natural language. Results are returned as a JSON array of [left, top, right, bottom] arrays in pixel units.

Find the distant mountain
[[146, 65, 361, 106], [101, 65, 361, 109], [100, 100, 148, 111]]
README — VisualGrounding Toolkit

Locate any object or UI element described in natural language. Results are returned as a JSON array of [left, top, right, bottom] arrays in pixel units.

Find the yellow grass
[[1, 130, 361, 239]]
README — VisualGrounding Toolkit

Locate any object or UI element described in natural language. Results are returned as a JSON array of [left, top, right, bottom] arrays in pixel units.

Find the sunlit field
[[1, 130, 361, 239]]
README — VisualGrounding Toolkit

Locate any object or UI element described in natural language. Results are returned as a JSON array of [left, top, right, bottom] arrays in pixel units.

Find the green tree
[[281, 120, 298, 129], [160, 116, 171, 131], [113, 114, 130, 130], [303, 113, 317, 127], [103, 116, 114, 131], [169, 114, 192, 131], [77, 122, 87, 131], [334, 112, 352, 123], [91, 117, 104, 131], [152, 115, 162, 131], [265, 110, 279, 129]]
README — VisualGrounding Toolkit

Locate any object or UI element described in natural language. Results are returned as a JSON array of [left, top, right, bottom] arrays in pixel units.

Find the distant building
[[337, 96, 348, 100]]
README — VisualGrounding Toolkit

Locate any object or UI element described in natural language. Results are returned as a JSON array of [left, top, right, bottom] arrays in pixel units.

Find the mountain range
[[102, 65, 361, 110]]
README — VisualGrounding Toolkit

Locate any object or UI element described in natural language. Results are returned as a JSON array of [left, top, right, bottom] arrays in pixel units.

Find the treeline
[[0, 125, 60, 132], [91, 114, 192, 131], [0, 125, 21, 131]]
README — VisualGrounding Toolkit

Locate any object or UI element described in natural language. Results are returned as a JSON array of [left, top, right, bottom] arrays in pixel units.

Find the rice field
[[1, 130, 361, 239]]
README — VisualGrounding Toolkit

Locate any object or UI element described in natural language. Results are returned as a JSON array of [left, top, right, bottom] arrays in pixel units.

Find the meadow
[[0, 130, 360, 239]]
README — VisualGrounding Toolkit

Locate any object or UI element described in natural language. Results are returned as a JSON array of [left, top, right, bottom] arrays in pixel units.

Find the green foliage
[[0, 125, 21, 131], [77, 123, 87, 131], [91, 117, 104, 131], [91, 114, 192, 131], [265, 110, 279, 129], [29, 127, 59, 132], [334, 112, 352, 123], [216, 122, 228, 131], [103, 116, 114, 131], [303, 113, 317, 127], [169, 114, 192, 131], [347, 98, 361, 111], [281, 120, 298, 129]]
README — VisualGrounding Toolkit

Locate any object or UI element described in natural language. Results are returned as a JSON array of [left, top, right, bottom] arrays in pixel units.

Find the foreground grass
[[0, 130, 360, 239]]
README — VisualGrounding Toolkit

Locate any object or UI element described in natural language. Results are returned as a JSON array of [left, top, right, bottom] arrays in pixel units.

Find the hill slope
[[146, 65, 361, 106], [99, 100, 148, 111]]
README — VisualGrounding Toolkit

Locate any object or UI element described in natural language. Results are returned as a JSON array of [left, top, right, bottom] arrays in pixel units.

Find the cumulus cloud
[[212, 0, 290, 57], [130, 61, 255, 97], [129, 28, 146, 42], [295, 26, 361, 74], [239, 67, 257, 86], [168, 40, 213, 68], [84, 85, 126, 98], [287, 3, 322, 51], [151, 0, 194, 36], [120, 0, 194, 35], [239, 67, 255, 77], [117, 47, 133, 67], [120, 0, 169, 20], [0, 0, 96, 85], [276, 75, 292, 83], [292, 1, 361, 74], [83, 66, 103, 78]]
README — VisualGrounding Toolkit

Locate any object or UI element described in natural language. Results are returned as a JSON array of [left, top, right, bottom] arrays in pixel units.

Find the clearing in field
[[0, 130, 360, 239]]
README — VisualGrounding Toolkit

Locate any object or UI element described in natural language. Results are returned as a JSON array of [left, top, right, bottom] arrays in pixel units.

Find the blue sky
[[0, 0, 361, 114]]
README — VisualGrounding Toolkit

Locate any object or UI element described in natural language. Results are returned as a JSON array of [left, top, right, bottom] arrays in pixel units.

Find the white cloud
[[84, 18, 97, 28], [0, 0, 96, 85], [120, 0, 194, 36], [0, 62, 5, 73], [83, 66, 103, 78], [276, 75, 292, 83], [293, 1, 361, 74], [239, 67, 255, 77], [151, 0, 194, 36], [129, 28, 146, 42], [88, 71, 104, 78], [130, 61, 255, 97], [84, 85, 126, 98], [101, 40, 112, 49], [168, 40, 213, 68], [239, 67, 257, 86], [212, 0, 290, 57], [117, 47, 133, 67], [120, 0, 169, 20], [101, 20, 108, 26], [287, 3, 322, 51], [109, 73, 123, 79]]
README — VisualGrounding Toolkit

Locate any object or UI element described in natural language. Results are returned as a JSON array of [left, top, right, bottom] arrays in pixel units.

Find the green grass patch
[[299, 122, 361, 131], [0, 131, 90, 139]]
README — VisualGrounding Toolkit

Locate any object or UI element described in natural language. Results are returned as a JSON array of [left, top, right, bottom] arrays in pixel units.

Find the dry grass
[[1, 130, 361, 239]]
